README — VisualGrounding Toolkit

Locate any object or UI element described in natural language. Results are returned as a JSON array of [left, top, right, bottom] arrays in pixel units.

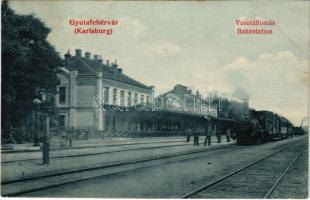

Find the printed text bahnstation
[[235, 19, 275, 35]]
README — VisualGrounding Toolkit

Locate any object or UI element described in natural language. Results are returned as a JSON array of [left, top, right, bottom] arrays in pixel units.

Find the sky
[[10, 0, 309, 125]]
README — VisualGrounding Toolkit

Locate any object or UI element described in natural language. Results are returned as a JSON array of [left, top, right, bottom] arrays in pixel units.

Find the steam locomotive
[[234, 110, 294, 145]]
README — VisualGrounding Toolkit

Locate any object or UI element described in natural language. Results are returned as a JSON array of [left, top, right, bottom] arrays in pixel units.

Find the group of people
[[186, 127, 232, 146]]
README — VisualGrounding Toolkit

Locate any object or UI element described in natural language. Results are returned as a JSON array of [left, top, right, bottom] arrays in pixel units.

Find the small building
[[158, 84, 218, 118], [156, 84, 219, 134], [55, 49, 154, 131]]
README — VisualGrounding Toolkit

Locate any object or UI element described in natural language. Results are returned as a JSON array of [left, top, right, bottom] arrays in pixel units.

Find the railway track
[[267, 145, 308, 198], [2, 143, 238, 196], [1, 139, 187, 154], [2, 141, 189, 164], [181, 139, 307, 199], [264, 147, 305, 198]]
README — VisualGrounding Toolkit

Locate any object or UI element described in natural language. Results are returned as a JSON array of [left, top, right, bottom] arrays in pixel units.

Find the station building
[[55, 49, 154, 132]]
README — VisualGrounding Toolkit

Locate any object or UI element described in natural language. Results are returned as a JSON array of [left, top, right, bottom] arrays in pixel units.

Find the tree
[[2, 0, 62, 129]]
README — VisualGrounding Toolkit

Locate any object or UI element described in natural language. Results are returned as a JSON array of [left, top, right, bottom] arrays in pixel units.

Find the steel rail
[[264, 146, 306, 198]]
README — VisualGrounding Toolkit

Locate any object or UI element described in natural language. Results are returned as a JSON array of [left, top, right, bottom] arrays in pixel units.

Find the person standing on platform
[[67, 127, 74, 148], [226, 128, 231, 142], [186, 128, 191, 142], [193, 130, 199, 146], [204, 125, 211, 146], [216, 130, 221, 143]]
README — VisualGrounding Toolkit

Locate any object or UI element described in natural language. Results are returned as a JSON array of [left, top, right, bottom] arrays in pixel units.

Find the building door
[[58, 115, 65, 128]]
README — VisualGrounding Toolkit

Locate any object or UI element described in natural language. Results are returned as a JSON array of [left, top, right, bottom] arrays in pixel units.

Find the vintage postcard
[[1, 0, 309, 198]]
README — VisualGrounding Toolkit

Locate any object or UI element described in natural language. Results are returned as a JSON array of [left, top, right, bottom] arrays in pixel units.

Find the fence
[[1, 128, 34, 144]]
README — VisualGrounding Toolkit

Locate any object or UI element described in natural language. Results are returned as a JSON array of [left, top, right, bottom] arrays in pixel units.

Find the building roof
[[65, 55, 152, 90], [159, 84, 195, 98]]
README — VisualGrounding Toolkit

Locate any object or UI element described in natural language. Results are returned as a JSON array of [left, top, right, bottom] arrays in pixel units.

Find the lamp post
[[42, 112, 50, 164], [33, 96, 51, 164], [41, 101, 52, 165], [33, 98, 42, 146]]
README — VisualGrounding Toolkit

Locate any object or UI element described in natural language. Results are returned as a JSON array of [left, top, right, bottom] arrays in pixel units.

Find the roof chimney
[[112, 59, 118, 68], [106, 59, 110, 66], [98, 55, 103, 63], [64, 49, 71, 60], [75, 49, 82, 57], [85, 52, 91, 59], [196, 90, 200, 97], [93, 55, 99, 61]]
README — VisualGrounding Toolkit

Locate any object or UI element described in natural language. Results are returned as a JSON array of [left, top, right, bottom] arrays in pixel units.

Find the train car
[[293, 126, 305, 136], [278, 117, 292, 138]]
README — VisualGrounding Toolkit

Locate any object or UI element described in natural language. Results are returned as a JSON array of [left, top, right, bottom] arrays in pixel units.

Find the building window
[[120, 90, 125, 106], [113, 88, 118, 105], [127, 92, 132, 107], [146, 96, 150, 104], [134, 93, 138, 104], [59, 86, 66, 104], [58, 115, 65, 127], [104, 87, 109, 105], [140, 94, 144, 103]]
